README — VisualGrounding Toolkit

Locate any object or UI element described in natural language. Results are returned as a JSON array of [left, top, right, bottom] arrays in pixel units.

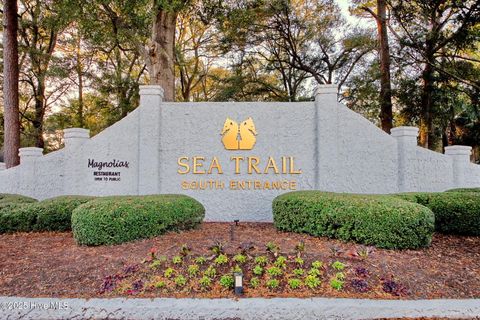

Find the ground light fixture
[[234, 272, 243, 295]]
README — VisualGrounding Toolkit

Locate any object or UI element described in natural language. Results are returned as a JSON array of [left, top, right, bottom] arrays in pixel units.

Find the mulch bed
[[0, 222, 479, 299]]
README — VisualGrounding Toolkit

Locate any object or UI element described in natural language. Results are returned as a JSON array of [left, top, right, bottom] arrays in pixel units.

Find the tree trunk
[[76, 33, 84, 128], [33, 77, 46, 149], [376, 0, 393, 133], [2, 0, 20, 168], [150, 10, 177, 101], [419, 55, 435, 149]]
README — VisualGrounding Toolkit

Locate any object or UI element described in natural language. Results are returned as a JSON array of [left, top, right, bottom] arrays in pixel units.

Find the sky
[[335, 0, 373, 27]]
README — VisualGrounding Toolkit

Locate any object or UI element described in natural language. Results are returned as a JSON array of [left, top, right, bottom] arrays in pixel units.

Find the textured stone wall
[[0, 84, 478, 221]]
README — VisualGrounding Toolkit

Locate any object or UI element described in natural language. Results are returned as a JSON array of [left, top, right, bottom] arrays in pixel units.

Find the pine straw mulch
[[0, 222, 479, 300]]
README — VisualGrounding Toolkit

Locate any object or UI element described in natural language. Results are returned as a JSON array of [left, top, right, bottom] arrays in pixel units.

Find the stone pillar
[[391, 126, 419, 192], [64, 128, 90, 149], [445, 145, 472, 188], [314, 84, 339, 191], [138, 85, 164, 194], [18, 147, 43, 198], [0, 163, 5, 171], [19, 147, 44, 164]]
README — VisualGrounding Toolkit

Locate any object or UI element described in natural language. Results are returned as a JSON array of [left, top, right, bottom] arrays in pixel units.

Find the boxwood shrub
[[0, 203, 38, 233], [273, 191, 435, 249], [0, 193, 37, 206], [71, 195, 205, 246], [396, 192, 480, 236], [0, 195, 94, 233], [445, 188, 480, 193], [34, 196, 95, 231]]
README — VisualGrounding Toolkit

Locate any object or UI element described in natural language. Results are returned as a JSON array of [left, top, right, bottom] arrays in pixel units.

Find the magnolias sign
[[88, 158, 130, 182]]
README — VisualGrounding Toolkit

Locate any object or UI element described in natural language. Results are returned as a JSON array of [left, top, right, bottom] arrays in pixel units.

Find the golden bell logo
[[221, 117, 257, 150]]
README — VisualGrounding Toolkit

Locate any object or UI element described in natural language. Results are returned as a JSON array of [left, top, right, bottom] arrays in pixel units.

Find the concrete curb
[[1, 296, 479, 320]]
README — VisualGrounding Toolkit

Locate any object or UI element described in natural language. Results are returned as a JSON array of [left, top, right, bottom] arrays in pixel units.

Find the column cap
[[391, 126, 419, 138], [139, 85, 164, 97], [445, 145, 472, 156], [19, 147, 43, 158], [64, 128, 90, 139], [314, 84, 338, 96]]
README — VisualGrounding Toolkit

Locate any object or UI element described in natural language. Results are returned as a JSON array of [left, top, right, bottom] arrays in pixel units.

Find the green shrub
[[273, 191, 435, 249], [34, 196, 95, 231], [71, 195, 205, 246], [0, 195, 92, 233], [0, 194, 37, 207], [0, 203, 38, 233], [445, 188, 480, 193], [396, 192, 480, 236]]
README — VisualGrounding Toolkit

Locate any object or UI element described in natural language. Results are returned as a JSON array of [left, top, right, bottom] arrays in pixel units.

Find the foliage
[[331, 261, 345, 271], [214, 254, 228, 265], [288, 278, 302, 289], [305, 275, 321, 289], [445, 188, 480, 193], [174, 275, 187, 287], [34, 196, 95, 231], [273, 191, 435, 249], [0, 194, 37, 205], [219, 274, 234, 288], [266, 279, 280, 289], [330, 277, 344, 291], [199, 276, 211, 289], [164, 267, 176, 278], [71, 195, 205, 245], [0, 203, 38, 234], [250, 277, 260, 288], [254, 256, 268, 266], [0, 195, 92, 233], [292, 268, 304, 277], [187, 264, 199, 277], [232, 254, 247, 264], [204, 266, 216, 278], [396, 192, 480, 236], [172, 256, 183, 265], [252, 265, 263, 276], [266, 266, 283, 277]]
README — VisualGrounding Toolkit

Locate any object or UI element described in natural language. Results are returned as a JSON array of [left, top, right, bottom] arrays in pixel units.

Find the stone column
[[314, 84, 339, 191], [18, 147, 43, 198], [64, 128, 90, 149], [138, 85, 164, 194], [445, 145, 472, 188], [391, 126, 419, 192], [0, 163, 5, 171]]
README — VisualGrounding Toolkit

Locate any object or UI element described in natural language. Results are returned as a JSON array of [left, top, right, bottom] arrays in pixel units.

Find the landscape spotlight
[[234, 272, 243, 295]]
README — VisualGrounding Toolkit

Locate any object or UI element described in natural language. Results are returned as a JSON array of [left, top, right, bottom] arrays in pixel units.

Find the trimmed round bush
[[72, 195, 205, 246], [273, 191, 435, 249], [0, 203, 38, 233], [396, 192, 480, 236], [34, 196, 95, 231]]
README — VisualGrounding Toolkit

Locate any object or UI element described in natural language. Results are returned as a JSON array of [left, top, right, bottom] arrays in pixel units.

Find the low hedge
[[34, 196, 96, 231], [445, 188, 480, 193], [273, 191, 435, 249], [0, 193, 37, 206], [0, 195, 94, 233], [71, 195, 205, 246], [0, 203, 38, 233], [396, 192, 480, 236]]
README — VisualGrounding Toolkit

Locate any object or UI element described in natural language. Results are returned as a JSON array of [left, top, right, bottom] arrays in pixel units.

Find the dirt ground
[[0, 222, 479, 299]]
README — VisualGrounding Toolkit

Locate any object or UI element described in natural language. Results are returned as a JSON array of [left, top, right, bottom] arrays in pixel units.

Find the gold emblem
[[221, 117, 257, 150]]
